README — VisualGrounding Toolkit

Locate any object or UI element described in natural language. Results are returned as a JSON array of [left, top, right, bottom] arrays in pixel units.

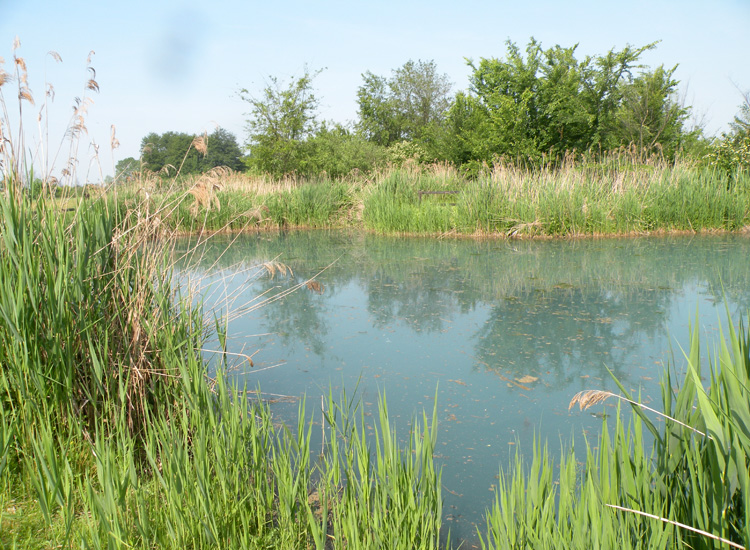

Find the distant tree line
[[116, 127, 245, 180], [119, 38, 750, 181]]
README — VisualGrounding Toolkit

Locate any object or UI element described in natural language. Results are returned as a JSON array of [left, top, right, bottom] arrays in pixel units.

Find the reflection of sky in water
[[175, 232, 750, 544]]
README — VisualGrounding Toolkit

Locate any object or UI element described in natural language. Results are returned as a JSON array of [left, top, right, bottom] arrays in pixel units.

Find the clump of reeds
[[481, 311, 750, 549], [360, 160, 750, 236], [0, 44, 448, 549]]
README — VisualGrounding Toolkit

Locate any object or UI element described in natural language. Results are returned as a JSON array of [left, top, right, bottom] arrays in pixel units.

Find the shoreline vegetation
[[103, 157, 750, 240], [3, 40, 750, 549], [1, 188, 750, 549]]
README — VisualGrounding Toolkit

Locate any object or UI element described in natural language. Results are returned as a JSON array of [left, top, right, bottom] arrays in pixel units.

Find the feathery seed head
[[110, 125, 120, 150], [193, 133, 208, 155], [19, 87, 34, 105], [568, 390, 614, 411]]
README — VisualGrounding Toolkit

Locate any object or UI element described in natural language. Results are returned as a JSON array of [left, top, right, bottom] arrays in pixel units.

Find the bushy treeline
[[116, 127, 245, 180], [124, 38, 750, 181]]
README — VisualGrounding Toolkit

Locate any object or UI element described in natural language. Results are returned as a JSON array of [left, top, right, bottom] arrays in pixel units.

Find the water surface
[[176, 231, 750, 543]]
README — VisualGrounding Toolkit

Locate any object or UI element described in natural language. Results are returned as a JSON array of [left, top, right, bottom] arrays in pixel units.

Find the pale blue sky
[[2, 0, 748, 178]]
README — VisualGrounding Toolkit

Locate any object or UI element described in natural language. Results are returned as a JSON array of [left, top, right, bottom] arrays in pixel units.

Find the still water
[[176, 231, 750, 542]]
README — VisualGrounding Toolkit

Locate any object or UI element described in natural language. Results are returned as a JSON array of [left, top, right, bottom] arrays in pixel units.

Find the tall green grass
[[112, 157, 750, 237], [362, 163, 750, 236], [481, 311, 750, 549], [0, 189, 445, 549]]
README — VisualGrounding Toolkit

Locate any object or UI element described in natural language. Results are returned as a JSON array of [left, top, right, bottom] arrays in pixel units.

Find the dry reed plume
[[569, 389, 705, 437]]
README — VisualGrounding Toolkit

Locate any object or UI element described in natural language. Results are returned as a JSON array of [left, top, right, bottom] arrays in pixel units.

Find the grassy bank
[[4, 48, 750, 550], [111, 159, 750, 238], [2, 187, 750, 548], [0, 190, 444, 549]]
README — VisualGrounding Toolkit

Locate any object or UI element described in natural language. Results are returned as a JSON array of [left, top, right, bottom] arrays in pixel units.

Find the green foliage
[[388, 140, 429, 166], [240, 72, 389, 178], [140, 127, 244, 176], [203, 127, 246, 172], [614, 65, 693, 158], [241, 68, 322, 176], [702, 134, 750, 176], [442, 39, 692, 167], [300, 123, 388, 178], [703, 93, 750, 177], [357, 59, 452, 147], [115, 156, 140, 182]]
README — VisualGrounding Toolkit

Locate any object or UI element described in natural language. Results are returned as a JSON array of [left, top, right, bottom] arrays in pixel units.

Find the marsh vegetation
[[2, 38, 750, 549]]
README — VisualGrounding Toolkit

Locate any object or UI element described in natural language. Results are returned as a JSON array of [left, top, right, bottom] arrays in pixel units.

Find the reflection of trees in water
[[251, 274, 330, 357], [365, 263, 483, 332], [472, 285, 674, 389], [175, 231, 750, 366]]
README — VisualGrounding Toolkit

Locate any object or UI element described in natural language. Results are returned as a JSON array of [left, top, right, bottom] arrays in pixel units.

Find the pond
[[175, 231, 750, 544]]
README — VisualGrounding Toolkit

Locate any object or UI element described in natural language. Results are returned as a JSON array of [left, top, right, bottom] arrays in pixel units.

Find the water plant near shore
[[480, 312, 750, 549], [112, 158, 750, 238], [3, 41, 750, 550]]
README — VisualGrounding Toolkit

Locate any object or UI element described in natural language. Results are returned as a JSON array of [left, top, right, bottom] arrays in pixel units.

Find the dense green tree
[[440, 39, 693, 167], [139, 128, 244, 176], [613, 65, 692, 158], [141, 131, 198, 175], [299, 123, 387, 178], [357, 59, 452, 148], [115, 156, 139, 181], [203, 128, 245, 171], [240, 69, 322, 175]]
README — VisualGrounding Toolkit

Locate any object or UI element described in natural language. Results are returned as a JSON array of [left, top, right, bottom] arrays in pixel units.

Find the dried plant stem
[[569, 390, 706, 437], [605, 504, 745, 549]]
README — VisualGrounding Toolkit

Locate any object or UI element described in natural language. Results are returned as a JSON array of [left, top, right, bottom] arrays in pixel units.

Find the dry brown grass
[[217, 171, 301, 195], [569, 390, 615, 411], [569, 389, 706, 437], [188, 170, 224, 214]]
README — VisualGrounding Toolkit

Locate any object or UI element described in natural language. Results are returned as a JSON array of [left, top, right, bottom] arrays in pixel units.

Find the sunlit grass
[[3, 40, 750, 550]]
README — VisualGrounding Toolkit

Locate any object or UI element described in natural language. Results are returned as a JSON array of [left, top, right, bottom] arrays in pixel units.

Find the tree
[[357, 60, 452, 147], [300, 123, 387, 178], [115, 157, 139, 182], [614, 65, 692, 158], [203, 128, 245, 172], [444, 39, 667, 166], [240, 68, 322, 175], [139, 128, 244, 176], [140, 131, 200, 175]]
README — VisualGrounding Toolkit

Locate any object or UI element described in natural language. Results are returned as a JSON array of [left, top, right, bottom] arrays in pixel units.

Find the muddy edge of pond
[[171, 224, 750, 240]]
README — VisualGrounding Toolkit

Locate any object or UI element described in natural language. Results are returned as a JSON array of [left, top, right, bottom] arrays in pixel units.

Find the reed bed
[[0, 188, 445, 549], [363, 161, 750, 236], [480, 311, 750, 550], [114, 157, 750, 237], [3, 43, 750, 550]]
